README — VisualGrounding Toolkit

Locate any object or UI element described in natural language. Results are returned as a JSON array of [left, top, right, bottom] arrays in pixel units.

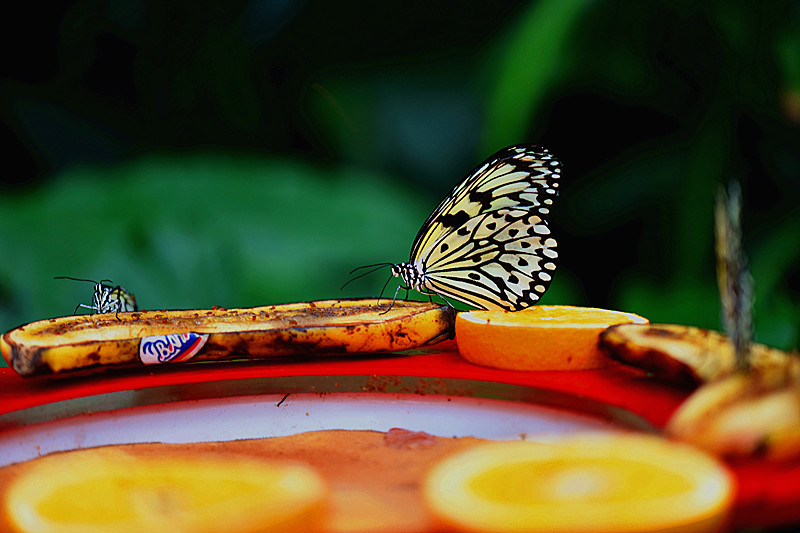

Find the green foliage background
[[2, 1, 799, 368]]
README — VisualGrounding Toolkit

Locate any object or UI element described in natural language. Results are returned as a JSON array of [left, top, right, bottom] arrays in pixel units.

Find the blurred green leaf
[[750, 212, 800, 350], [481, 0, 594, 150], [303, 64, 484, 196]]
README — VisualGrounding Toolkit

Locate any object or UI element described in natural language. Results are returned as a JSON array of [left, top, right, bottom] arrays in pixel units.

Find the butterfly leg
[[417, 288, 457, 310], [112, 287, 123, 320], [380, 284, 406, 315], [74, 303, 94, 315], [437, 294, 458, 309]]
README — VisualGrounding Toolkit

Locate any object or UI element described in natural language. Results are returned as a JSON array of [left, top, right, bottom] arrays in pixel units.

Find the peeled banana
[[1, 299, 455, 377]]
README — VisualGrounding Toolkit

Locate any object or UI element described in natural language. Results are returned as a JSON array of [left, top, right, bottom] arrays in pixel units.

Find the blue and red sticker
[[139, 332, 209, 365]]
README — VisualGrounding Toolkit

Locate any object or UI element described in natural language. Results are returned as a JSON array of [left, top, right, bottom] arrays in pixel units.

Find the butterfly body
[[390, 144, 561, 311], [83, 281, 137, 315]]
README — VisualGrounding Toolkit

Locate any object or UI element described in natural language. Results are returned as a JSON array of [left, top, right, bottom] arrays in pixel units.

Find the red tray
[[1, 340, 798, 530]]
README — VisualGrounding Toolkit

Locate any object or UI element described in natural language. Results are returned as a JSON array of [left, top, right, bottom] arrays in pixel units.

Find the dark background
[[1, 0, 798, 358]]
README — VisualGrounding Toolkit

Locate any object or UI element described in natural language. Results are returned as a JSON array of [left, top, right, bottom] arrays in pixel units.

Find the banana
[[598, 323, 800, 459], [665, 370, 800, 460], [599, 323, 800, 384], [1, 299, 455, 377]]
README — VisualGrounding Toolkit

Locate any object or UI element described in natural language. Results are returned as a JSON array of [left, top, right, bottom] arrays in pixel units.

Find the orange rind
[[456, 305, 648, 371]]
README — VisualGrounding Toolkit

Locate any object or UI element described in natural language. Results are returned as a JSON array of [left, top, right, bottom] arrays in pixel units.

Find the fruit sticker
[[139, 332, 208, 364]]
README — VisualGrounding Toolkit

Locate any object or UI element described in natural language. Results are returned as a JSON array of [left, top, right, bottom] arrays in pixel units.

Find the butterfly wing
[[715, 181, 752, 370], [409, 145, 560, 259], [409, 145, 561, 310]]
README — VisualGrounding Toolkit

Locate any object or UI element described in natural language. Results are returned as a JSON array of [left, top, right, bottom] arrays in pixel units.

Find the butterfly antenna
[[58, 276, 96, 315], [348, 262, 396, 275], [341, 263, 395, 290], [54, 276, 96, 284]]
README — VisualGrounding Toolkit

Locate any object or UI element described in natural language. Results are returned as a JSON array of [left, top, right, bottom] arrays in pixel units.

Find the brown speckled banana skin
[[1, 299, 455, 377], [599, 323, 800, 384]]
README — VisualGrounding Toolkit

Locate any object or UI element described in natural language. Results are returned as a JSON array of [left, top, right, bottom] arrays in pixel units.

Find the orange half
[[3, 449, 327, 533], [456, 305, 648, 370], [424, 435, 734, 533]]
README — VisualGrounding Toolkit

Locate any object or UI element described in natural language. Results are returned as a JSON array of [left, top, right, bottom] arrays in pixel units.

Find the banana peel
[[1, 299, 455, 377], [666, 370, 800, 461], [599, 323, 800, 384]]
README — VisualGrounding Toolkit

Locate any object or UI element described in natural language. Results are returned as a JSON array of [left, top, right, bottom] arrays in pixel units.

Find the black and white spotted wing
[[391, 144, 561, 310]]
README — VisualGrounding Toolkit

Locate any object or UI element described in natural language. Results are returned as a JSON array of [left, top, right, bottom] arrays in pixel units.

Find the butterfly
[[55, 276, 138, 317], [352, 144, 561, 311]]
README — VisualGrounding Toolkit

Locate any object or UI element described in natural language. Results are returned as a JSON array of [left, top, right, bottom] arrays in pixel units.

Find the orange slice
[[3, 448, 327, 533], [423, 435, 734, 533], [455, 305, 648, 370]]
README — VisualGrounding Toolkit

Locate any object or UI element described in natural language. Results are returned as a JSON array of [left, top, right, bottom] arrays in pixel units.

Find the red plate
[[1, 340, 798, 530]]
